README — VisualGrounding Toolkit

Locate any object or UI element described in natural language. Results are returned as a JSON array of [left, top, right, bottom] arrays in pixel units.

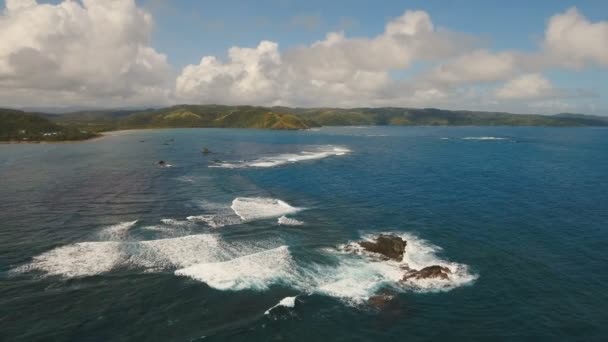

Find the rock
[[402, 265, 451, 281], [201, 147, 211, 154], [359, 234, 406, 261], [368, 294, 394, 308], [158, 160, 165, 166]]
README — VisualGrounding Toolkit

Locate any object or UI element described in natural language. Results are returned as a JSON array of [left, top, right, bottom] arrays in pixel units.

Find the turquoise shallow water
[[1, 126, 607, 341]]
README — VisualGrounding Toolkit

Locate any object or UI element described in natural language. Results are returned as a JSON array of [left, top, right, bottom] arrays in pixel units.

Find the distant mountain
[[552, 113, 608, 125], [2, 105, 607, 142], [298, 107, 608, 127]]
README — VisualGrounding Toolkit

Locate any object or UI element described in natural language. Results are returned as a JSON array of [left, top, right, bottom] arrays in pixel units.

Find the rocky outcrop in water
[[402, 265, 451, 281], [359, 234, 406, 261]]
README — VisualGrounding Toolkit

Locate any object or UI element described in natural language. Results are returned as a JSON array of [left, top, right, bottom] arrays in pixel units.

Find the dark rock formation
[[158, 160, 165, 166], [359, 234, 407, 261], [201, 147, 211, 154], [402, 265, 451, 281]]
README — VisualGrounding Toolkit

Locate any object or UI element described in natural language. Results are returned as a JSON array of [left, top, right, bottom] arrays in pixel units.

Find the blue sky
[[138, 0, 607, 67], [1, 0, 607, 113]]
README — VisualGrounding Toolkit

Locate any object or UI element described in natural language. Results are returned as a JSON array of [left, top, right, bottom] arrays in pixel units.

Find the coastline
[[0, 133, 103, 144]]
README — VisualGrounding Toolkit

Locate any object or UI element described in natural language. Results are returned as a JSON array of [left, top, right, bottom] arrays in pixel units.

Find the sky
[[0, 0, 607, 114]]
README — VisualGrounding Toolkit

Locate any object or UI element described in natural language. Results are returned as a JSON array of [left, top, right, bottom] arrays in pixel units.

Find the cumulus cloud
[[174, 7, 606, 112], [0, 3, 605, 113], [175, 10, 475, 107], [543, 7, 608, 68], [430, 50, 518, 83], [495, 73, 553, 99], [176, 41, 283, 105], [0, 0, 171, 107]]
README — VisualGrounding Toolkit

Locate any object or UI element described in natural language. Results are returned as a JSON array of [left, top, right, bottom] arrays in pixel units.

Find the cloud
[[543, 7, 608, 68], [174, 8, 607, 112], [0, 0, 171, 107], [430, 50, 517, 83], [176, 41, 283, 105], [0, 3, 605, 113], [175, 10, 475, 107], [495, 73, 553, 99]]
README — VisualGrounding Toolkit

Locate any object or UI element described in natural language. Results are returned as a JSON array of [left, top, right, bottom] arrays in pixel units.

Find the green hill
[[299, 107, 608, 127], [2, 105, 607, 142], [117, 105, 317, 130], [0, 108, 98, 142]]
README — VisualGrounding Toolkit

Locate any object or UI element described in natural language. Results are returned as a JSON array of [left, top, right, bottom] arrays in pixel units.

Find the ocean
[[1, 126, 607, 341]]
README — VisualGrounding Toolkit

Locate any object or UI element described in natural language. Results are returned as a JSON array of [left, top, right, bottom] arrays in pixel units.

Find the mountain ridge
[[2, 105, 607, 142]]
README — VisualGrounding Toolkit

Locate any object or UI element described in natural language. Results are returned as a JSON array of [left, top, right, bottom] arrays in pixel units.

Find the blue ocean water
[[1, 126, 607, 341]]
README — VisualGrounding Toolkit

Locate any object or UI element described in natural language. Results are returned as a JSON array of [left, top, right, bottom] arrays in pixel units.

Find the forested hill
[[2, 105, 607, 141], [0, 108, 98, 142]]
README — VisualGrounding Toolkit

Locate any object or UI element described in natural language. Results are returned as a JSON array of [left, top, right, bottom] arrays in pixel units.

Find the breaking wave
[[329, 233, 478, 296], [231, 197, 301, 221], [264, 296, 298, 315], [12, 234, 279, 278], [175, 246, 297, 291], [462, 136, 508, 141], [186, 214, 241, 228], [278, 216, 304, 226], [97, 220, 138, 241], [209, 145, 351, 169], [13, 229, 475, 306]]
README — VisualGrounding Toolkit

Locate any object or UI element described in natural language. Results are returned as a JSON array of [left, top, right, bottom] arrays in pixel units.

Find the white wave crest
[[175, 246, 297, 291], [325, 232, 478, 299], [160, 218, 192, 227], [462, 136, 507, 140], [186, 214, 241, 228], [231, 197, 300, 221], [13, 228, 476, 305], [278, 216, 304, 226], [209, 145, 351, 169], [264, 296, 298, 314], [13, 241, 127, 278], [13, 234, 277, 278], [97, 220, 138, 241]]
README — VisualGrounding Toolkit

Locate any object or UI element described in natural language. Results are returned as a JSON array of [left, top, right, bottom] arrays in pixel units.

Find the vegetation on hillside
[[0, 109, 98, 142], [1, 105, 607, 142]]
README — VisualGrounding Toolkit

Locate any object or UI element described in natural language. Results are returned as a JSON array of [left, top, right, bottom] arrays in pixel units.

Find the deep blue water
[[1, 126, 607, 341]]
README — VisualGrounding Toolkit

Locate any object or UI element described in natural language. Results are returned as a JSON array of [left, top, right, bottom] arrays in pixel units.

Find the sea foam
[[13, 234, 277, 278], [231, 197, 301, 221], [462, 136, 508, 140], [264, 296, 298, 314], [209, 145, 350, 169], [332, 232, 478, 295], [97, 220, 138, 241], [278, 216, 304, 226], [175, 246, 297, 291], [14, 226, 475, 306]]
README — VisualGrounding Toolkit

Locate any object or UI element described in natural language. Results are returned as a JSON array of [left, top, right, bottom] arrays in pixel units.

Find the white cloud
[[430, 50, 517, 83], [0, 3, 605, 113], [495, 73, 553, 99], [173, 8, 606, 111], [176, 41, 283, 105], [175, 10, 474, 107], [543, 7, 608, 68], [0, 0, 171, 107]]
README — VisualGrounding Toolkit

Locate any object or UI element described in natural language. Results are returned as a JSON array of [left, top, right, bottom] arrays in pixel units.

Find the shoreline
[[2, 124, 604, 145]]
